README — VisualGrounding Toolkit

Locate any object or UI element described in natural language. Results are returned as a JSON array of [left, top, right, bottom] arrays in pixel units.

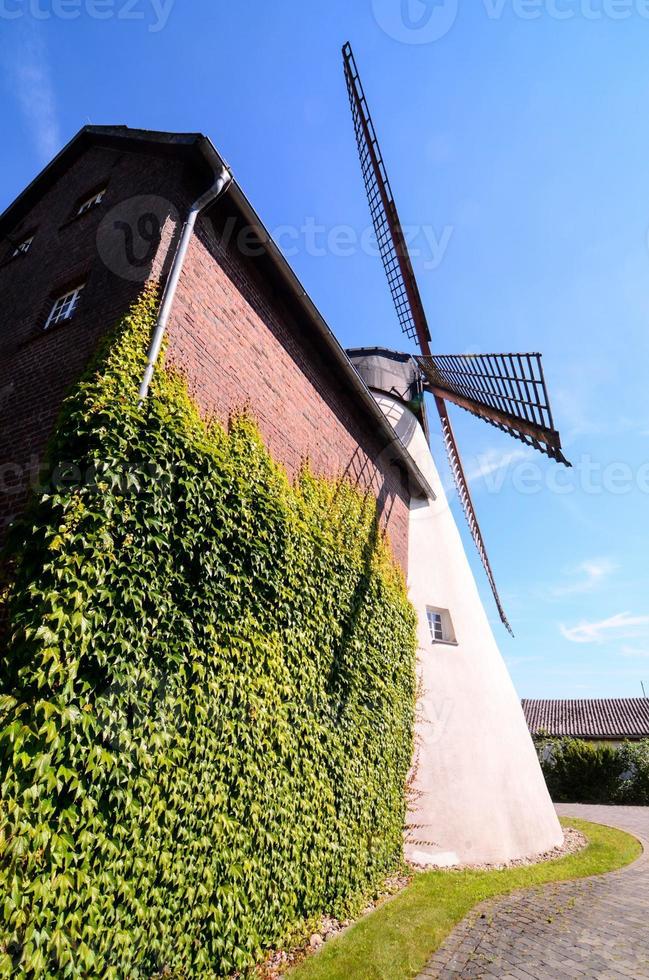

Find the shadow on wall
[[326, 455, 398, 715]]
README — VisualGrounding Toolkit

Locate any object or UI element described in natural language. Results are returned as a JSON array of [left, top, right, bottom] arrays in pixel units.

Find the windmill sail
[[436, 396, 513, 635], [417, 353, 570, 466], [343, 41, 431, 351], [343, 40, 513, 632]]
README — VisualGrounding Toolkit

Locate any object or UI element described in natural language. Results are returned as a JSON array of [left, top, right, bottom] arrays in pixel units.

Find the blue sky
[[2, 0, 649, 698]]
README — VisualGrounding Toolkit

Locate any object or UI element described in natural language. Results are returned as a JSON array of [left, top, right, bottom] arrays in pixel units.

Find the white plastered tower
[[350, 349, 562, 867]]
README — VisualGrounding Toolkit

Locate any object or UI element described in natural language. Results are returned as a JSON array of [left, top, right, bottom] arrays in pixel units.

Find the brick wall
[[168, 212, 410, 570], [0, 144, 185, 540], [0, 137, 410, 572]]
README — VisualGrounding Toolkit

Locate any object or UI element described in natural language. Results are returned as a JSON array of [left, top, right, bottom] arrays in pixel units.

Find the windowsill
[[18, 314, 80, 349], [431, 639, 459, 648], [0, 252, 31, 270], [59, 203, 104, 231]]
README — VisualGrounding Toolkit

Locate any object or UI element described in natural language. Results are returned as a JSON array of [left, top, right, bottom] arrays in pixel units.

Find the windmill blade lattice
[[342, 40, 530, 633], [343, 41, 431, 350], [417, 353, 570, 466], [436, 397, 514, 635]]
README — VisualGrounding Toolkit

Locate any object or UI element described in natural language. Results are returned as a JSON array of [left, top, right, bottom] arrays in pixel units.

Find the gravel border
[[439, 827, 588, 873], [252, 872, 411, 978]]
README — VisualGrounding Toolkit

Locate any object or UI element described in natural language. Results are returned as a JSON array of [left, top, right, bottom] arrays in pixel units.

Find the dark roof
[[522, 699, 649, 739], [0, 126, 220, 238]]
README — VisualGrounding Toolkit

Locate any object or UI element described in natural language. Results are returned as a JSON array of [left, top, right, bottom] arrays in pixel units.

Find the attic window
[[12, 236, 34, 257], [77, 188, 106, 215], [44, 284, 85, 330], [426, 607, 457, 645]]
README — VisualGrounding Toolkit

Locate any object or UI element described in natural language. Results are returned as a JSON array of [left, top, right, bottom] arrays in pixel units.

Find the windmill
[[342, 41, 569, 635]]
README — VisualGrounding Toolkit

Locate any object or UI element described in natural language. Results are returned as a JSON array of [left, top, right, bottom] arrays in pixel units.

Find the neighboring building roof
[[0, 125, 434, 501], [522, 698, 649, 740]]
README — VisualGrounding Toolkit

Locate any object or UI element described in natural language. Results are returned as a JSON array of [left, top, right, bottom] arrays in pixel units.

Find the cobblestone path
[[417, 805, 649, 979]]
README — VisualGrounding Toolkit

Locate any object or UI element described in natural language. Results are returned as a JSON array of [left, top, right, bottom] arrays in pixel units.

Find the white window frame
[[44, 284, 85, 330], [12, 236, 34, 257], [77, 188, 106, 215], [426, 606, 457, 646], [427, 610, 444, 642]]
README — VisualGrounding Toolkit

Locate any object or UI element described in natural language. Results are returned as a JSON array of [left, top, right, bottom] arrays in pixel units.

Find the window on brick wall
[[76, 188, 106, 216], [12, 236, 34, 257], [426, 607, 457, 645], [44, 284, 85, 330]]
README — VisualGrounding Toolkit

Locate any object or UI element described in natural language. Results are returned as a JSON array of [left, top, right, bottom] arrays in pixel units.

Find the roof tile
[[521, 699, 649, 739]]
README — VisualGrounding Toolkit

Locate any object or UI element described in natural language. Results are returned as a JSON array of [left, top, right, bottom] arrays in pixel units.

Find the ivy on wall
[[0, 286, 417, 978]]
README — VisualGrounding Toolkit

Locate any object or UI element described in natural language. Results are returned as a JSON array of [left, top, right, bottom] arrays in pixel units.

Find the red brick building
[[0, 126, 431, 573]]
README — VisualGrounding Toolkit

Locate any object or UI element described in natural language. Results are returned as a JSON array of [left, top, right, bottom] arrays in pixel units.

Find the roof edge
[[225, 175, 435, 500], [1, 125, 434, 501]]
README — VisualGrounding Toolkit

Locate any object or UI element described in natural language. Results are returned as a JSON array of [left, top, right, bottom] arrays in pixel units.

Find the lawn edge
[[287, 816, 642, 980]]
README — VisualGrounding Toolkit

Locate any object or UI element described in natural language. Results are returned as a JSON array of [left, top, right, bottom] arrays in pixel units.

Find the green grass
[[289, 818, 642, 980]]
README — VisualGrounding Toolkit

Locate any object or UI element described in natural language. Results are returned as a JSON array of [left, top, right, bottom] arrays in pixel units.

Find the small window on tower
[[12, 236, 34, 257], [426, 607, 457, 645], [44, 284, 85, 330], [76, 188, 106, 216]]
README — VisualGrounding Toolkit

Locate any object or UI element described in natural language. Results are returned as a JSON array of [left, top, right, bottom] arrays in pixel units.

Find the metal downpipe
[[137, 167, 232, 403]]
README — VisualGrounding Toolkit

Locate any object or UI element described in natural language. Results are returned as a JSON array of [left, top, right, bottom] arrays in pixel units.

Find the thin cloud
[[560, 612, 649, 645], [505, 655, 540, 669], [548, 558, 617, 598], [6, 31, 61, 162], [619, 646, 649, 659], [551, 358, 613, 443], [552, 386, 601, 441], [465, 447, 529, 488], [553, 381, 643, 442]]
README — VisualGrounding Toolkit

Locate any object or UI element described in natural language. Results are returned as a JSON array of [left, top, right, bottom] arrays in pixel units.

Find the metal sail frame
[[435, 396, 513, 633], [343, 41, 569, 634], [417, 352, 570, 466], [342, 41, 431, 353]]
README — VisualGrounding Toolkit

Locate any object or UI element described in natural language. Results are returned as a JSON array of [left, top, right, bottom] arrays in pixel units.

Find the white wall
[[376, 394, 563, 867]]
